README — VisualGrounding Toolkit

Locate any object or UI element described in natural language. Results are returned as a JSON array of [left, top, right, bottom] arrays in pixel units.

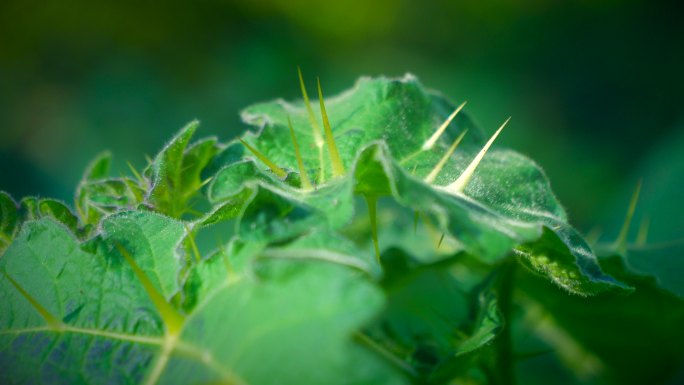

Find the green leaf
[[602, 241, 684, 298], [146, 121, 217, 218], [166, 259, 405, 385], [101, 211, 187, 301], [3, 74, 642, 384], [518, 257, 684, 385], [261, 229, 376, 275], [0, 219, 163, 384], [21, 197, 81, 235], [0, 191, 18, 252], [597, 128, 684, 298], [454, 291, 502, 357], [82, 151, 113, 181], [214, 75, 624, 294], [517, 227, 627, 296], [76, 177, 146, 226], [240, 75, 483, 183], [194, 187, 254, 228], [1, 218, 406, 385], [364, 249, 503, 380]]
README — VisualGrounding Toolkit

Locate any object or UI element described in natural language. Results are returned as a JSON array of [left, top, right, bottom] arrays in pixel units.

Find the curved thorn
[[446, 117, 510, 194]]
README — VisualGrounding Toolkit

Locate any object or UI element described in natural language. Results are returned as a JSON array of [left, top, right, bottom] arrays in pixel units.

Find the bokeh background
[[1, 0, 683, 236]]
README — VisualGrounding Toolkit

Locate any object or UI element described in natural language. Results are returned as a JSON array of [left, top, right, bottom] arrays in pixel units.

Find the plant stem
[[494, 259, 516, 385]]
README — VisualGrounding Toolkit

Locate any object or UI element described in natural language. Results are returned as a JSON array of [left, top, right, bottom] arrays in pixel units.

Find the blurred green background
[[1, 0, 683, 233]]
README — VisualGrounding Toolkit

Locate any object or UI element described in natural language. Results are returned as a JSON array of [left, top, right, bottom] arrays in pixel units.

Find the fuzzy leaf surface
[[210, 75, 624, 295], [1, 215, 404, 385]]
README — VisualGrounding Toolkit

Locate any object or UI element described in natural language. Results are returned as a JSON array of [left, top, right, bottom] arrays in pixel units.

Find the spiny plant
[[1, 73, 683, 385]]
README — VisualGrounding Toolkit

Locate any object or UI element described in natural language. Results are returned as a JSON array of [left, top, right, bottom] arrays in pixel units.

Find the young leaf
[[146, 121, 217, 218], [82, 151, 113, 181], [76, 177, 146, 226]]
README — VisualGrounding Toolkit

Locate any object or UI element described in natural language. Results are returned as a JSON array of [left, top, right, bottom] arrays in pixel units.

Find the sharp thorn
[[446, 117, 510, 194], [298, 67, 326, 181], [317, 78, 345, 177], [422, 101, 467, 151], [239, 138, 288, 178], [424, 130, 468, 184], [287, 116, 313, 190]]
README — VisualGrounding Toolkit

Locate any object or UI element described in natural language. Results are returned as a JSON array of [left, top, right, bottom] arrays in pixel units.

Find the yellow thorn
[[615, 180, 642, 249], [298, 67, 324, 148], [317, 78, 345, 177], [446, 117, 510, 194], [298, 67, 326, 183], [239, 138, 287, 178], [365, 195, 381, 264], [288, 116, 313, 190], [424, 130, 468, 184], [422, 101, 467, 151], [636, 216, 650, 246]]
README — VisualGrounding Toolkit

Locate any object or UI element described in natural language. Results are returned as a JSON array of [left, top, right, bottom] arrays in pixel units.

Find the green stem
[[494, 260, 516, 385]]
